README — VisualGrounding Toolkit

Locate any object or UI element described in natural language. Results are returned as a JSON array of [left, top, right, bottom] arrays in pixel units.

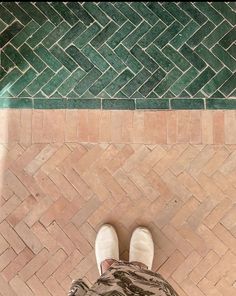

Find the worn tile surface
[[0, 2, 235, 109], [0, 109, 236, 296]]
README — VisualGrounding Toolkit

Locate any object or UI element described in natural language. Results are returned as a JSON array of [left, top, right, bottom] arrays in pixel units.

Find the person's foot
[[95, 224, 119, 275], [129, 226, 154, 270]]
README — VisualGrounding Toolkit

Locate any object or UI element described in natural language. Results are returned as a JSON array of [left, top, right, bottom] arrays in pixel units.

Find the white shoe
[[129, 227, 154, 270], [95, 224, 119, 275]]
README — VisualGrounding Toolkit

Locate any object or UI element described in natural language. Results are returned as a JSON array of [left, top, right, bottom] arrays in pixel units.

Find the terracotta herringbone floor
[[0, 110, 236, 296]]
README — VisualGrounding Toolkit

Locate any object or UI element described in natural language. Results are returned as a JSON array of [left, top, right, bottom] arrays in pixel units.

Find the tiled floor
[[0, 109, 236, 296]]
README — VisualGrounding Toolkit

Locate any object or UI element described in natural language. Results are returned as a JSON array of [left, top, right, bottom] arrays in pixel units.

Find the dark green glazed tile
[[163, 45, 190, 71], [89, 68, 118, 96], [154, 68, 182, 96], [58, 22, 86, 48], [34, 98, 66, 109], [35, 2, 63, 25], [206, 99, 236, 109], [219, 27, 236, 49], [212, 44, 236, 72], [2, 2, 30, 25], [136, 99, 169, 109], [1, 52, 14, 72], [195, 44, 223, 72], [0, 69, 21, 92], [228, 44, 236, 60], [162, 2, 190, 25], [171, 99, 204, 109], [180, 44, 206, 71], [50, 2, 78, 26], [138, 21, 166, 48], [0, 3, 15, 24], [131, 45, 158, 73], [43, 21, 70, 48], [90, 21, 118, 49], [219, 73, 236, 96], [66, 2, 93, 26], [42, 68, 70, 96], [146, 44, 174, 72], [0, 98, 32, 108], [50, 44, 77, 72], [67, 99, 101, 109], [178, 2, 207, 25], [154, 21, 183, 49], [114, 3, 142, 25], [83, 2, 109, 26], [4, 44, 29, 72], [130, 2, 158, 25], [66, 45, 94, 72], [0, 21, 24, 48], [98, 2, 126, 26], [35, 45, 62, 72], [107, 21, 135, 49], [187, 21, 215, 48], [19, 44, 46, 73], [194, 2, 224, 25], [122, 21, 151, 49], [73, 22, 101, 49], [82, 44, 110, 72], [0, 68, 7, 80], [10, 68, 37, 96], [211, 2, 236, 25], [27, 21, 55, 48], [103, 99, 135, 110], [74, 68, 102, 96], [11, 20, 40, 48], [26, 68, 54, 96], [147, 2, 174, 25], [18, 2, 48, 25], [139, 69, 166, 96]]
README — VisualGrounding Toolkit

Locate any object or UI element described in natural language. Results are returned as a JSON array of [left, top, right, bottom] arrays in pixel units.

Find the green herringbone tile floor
[[0, 2, 235, 109]]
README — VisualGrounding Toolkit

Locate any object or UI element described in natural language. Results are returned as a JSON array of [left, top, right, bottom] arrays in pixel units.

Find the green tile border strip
[[0, 98, 236, 110]]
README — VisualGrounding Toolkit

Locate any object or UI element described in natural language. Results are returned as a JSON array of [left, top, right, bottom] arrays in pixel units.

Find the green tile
[[219, 27, 236, 49], [203, 68, 232, 96], [0, 98, 32, 108], [10, 69, 37, 96], [74, 22, 101, 49], [186, 67, 215, 96], [19, 44, 46, 73], [67, 99, 101, 109], [194, 2, 224, 25], [0, 68, 6, 80], [35, 45, 62, 72], [82, 44, 110, 72], [179, 2, 207, 25], [103, 99, 135, 110], [27, 21, 55, 48], [2, 2, 30, 25], [114, 45, 142, 74], [206, 99, 236, 109], [122, 69, 150, 97], [130, 45, 159, 73], [98, 2, 126, 26], [170, 20, 199, 49], [162, 2, 190, 25], [212, 44, 236, 72], [11, 20, 40, 48], [147, 2, 174, 25], [211, 2, 236, 25], [0, 53, 14, 72], [27, 68, 55, 96], [43, 22, 70, 49], [66, 2, 93, 26], [50, 45, 77, 72], [180, 44, 206, 71], [98, 44, 126, 73], [66, 45, 94, 72], [4, 44, 29, 72], [171, 99, 204, 109], [57, 69, 86, 97], [203, 21, 233, 48], [107, 21, 135, 49], [0, 21, 24, 48], [34, 98, 66, 109], [154, 68, 182, 96], [123, 21, 151, 49], [139, 69, 166, 96], [83, 2, 109, 26], [105, 69, 134, 96], [138, 21, 166, 48], [42, 68, 70, 96], [0, 69, 21, 95], [50, 2, 78, 26], [146, 44, 174, 72], [18, 2, 48, 25], [219, 73, 236, 96], [74, 68, 102, 96], [0, 19, 6, 33], [90, 21, 118, 48], [195, 44, 223, 72], [187, 21, 215, 48], [136, 99, 169, 109], [58, 22, 86, 49], [114, 3, 142, 25], [35, 2, 63, 25], [0, 4, 15, 24], [130, 2, 158, 25], [163, 45, 190, 71], [154, 21, 183, 49], [89, 68, 118, 96], [228, 44, 236, 59]]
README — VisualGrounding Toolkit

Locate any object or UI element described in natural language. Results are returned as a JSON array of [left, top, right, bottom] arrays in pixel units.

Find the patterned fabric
[[68, 260, 179, 296]]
